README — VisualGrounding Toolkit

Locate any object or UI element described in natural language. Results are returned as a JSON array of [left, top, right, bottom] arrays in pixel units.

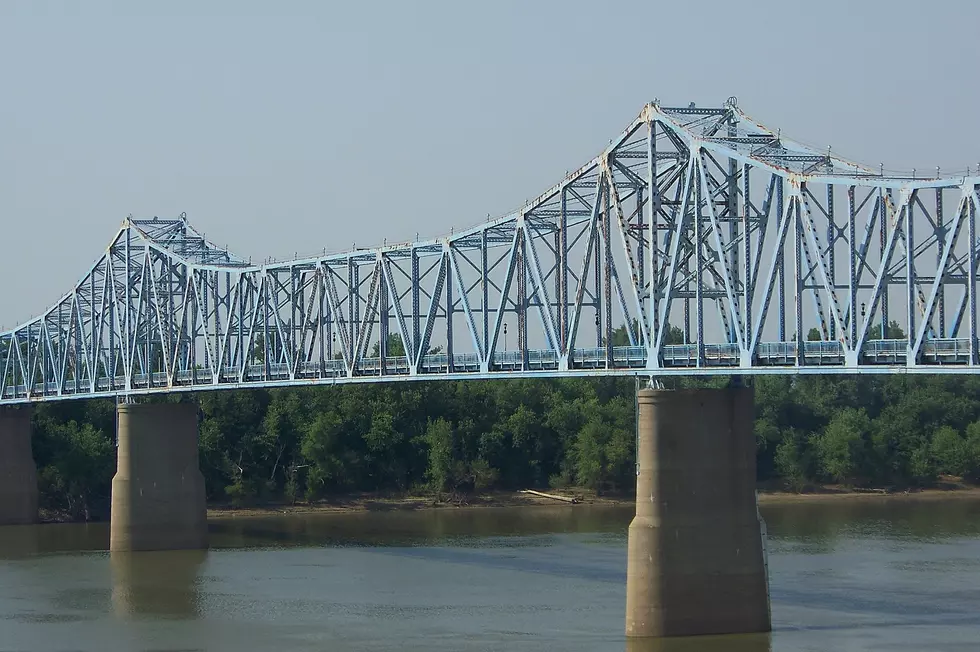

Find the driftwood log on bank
[[519, 489, 580, 504]]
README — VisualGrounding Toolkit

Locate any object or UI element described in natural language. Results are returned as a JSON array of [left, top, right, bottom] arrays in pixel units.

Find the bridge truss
[[3, 100, 980, 403]]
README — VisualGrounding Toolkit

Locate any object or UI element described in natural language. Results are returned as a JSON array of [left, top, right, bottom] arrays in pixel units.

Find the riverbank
[[34, 484, 980, 523], [205, 484, 980, 519]]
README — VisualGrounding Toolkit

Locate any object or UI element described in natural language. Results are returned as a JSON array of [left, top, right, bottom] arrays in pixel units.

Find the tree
[[867, 320, 906, 340], [773, 428, 812, 491], [961, 421, 980, 482], [931, 426, 967, 476], [811, 408, 870, 485], [36, 420, 114, 520], [27, 350, 980, 522], [610, 321, 684, 346], [371, 333, 407, 358]]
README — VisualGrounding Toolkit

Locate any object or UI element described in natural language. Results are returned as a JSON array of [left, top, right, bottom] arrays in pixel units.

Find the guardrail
[[3, 339, 978, 401]]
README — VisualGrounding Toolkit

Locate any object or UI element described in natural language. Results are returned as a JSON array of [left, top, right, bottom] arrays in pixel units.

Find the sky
[[1, 0, 978, 329]]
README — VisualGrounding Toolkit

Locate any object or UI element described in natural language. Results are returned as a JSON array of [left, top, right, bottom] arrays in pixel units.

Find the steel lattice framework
[[3, 100, 980, 404]]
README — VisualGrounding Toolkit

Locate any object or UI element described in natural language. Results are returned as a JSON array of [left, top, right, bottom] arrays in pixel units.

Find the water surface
[[1, 500, 979, 651]]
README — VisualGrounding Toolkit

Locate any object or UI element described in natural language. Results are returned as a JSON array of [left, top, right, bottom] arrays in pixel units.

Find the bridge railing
[[5, 339, 978, 403]]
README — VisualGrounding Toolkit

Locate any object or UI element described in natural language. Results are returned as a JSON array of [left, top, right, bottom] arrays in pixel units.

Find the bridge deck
[[2, 339, 974, 404]]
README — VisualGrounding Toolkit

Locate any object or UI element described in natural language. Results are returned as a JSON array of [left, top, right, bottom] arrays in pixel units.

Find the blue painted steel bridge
[[4, 100, 980, 404]]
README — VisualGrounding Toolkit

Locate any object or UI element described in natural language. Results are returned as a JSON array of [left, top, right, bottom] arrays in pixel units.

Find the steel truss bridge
[[3, 100, 980, 404]]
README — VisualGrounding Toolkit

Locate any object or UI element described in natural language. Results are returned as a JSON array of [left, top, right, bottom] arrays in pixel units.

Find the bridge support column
[[626, 386, 770, 638], [110, 403, 207, 551], [0, 406, 38, 525]]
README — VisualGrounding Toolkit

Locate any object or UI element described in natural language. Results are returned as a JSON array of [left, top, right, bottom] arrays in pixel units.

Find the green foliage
[[28, 335, 980, 517], [32, 400, 115, 520], [931, 426, 967, 476], [774, 428, 812, 492], [961, 422, 980, 482], [811, 408, 870, 484], [868, 320, 906, 340]]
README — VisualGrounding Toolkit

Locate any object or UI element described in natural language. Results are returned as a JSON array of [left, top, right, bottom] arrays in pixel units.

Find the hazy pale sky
[[1, 0, 978, 328]]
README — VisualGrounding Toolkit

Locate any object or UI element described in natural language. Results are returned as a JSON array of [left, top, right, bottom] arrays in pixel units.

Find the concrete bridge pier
[[110, 402, 207, 551], [625, 386, 771, 638], [0, 406, 38, 525]]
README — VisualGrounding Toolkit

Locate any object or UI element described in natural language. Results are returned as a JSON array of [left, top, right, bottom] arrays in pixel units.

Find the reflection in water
[[206, 497, 980, 552], [208, 504, 634, 549], [626, 633, 772, 652], [0, 524, 39, 559], [762, 497, 980, 544], [0, 521, 107, 557], [110, 549, 206, 618]]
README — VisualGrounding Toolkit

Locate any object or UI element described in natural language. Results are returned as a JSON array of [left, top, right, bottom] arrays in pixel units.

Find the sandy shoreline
[[205, 485, 980, 519]]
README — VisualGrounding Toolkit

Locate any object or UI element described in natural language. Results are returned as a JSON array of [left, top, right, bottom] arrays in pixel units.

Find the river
[[1, 499, 979, 651]]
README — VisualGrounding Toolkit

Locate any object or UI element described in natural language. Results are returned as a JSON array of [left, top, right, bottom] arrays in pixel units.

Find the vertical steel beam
[[647, 118, 658, 354], [794, 195, 804, 364], [319, 267, 327, 374], [517, 237, 528, 370], [881, 190, 890, 337], [742, 164, 751, 346], [907, 192, 917, 354], [124, 224, 131, 389], [559, 187, 568, 351], [445, 251, 454, 373], [694, 160, 704, 366], [970, 195, 978, 365], [596, 185, 604, 350], [412, 249, 421, 361], [848, 186, 858, 348], [937, 187, 946, 336], [349, 260, 357, 370], [380, 257, 389, 376], [190, 272, 199, 385], [777, 176, 786, 342], [261, 274, 270, 380], [481, 232, 489, 358], [215, 270, 222, 377], [637, 181, 645, 286], [603, 175, 613, 368], [108, 258, 116, 391], [827, 185, 836, 340], [727, 120, 739, 344]]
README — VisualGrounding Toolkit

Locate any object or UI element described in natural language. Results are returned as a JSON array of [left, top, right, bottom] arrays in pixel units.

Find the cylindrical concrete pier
[[0, 406, 38, 525], [625, 387, 770, 638], [110, 402, 207, 551]]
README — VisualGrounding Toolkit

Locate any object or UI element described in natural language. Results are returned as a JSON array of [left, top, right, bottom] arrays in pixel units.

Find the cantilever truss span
[[4, 100, 980, 404]]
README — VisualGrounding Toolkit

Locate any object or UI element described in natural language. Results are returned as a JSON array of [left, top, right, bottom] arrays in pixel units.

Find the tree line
[[23, 323, 980, 519], [29, 369, 980, 521]]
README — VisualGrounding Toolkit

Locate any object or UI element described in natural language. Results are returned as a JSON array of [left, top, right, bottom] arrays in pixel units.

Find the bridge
[[3, 100, 978, 639], [3, 101, 980, 407]]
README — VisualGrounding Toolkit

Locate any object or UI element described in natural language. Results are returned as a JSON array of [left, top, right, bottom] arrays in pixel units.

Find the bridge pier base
[[0, 406, 38, 525], [625, 386, 770, 638], [110, 403, 207, 551]]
